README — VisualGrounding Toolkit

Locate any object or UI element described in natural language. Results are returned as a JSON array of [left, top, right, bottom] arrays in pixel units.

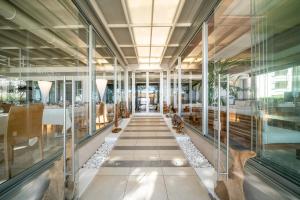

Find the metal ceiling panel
[[177, 0, 204, 23], [127, 58, 138, 64], [121, 47, 136, 57], [169, 27, 188, 44], [164, 47, 177, 56], [110, 28, 133, 45], [96, 0, 127, 24]]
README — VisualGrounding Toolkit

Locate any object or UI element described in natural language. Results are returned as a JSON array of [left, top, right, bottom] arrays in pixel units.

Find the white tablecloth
[[43, 108, 72, 130], [0, 108, 72, 136]]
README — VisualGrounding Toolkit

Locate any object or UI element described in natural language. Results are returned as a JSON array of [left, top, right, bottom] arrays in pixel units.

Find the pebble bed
[[83, 141, 115, 169], [176, 135, 212, 168]]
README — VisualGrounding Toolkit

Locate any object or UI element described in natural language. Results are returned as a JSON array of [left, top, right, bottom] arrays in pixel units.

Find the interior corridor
[[81, 116, 210, 200]]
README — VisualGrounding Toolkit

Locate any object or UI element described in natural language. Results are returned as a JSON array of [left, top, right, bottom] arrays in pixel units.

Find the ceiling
[[89, 0, 205, 70]]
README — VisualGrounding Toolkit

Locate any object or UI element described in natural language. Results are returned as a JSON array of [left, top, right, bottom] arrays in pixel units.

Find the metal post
[[63, 76, 67, 180], [217, 74, 221, 179], [178, 57, 182, 116], [173, 71, 177, 109], [189, 71, 193, 114], [114, 58, 117, 104], [160, 71, 163, 114], [202, 21, 208, 135], [146, 71, 149, 113], [167, 70, 171, 107], [132, 72, 135, 114], [88, 25, 93, 136], [124, 69, 129, 109], [226, 74, 230, 180], [71, 78, 75, 181]]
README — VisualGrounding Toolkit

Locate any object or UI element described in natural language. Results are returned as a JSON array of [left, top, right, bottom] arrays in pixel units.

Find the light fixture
[[137, 47, 150, 57], [96, 79, 108, 101], [153, 0, 180, 24], [126, 0, 152, 24], [38, 81, 52, 104], [151, 27, 170, 45], [150, 46, 164, 57], [133, 27, 151, 45]]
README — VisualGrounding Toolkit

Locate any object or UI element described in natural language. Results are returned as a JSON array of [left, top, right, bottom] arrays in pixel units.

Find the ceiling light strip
[[121, 0, 139, 65], [149, 0, 155, 65], [160, 0, 186, 67]]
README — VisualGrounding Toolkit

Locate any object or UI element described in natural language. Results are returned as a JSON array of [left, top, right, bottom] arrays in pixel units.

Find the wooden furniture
[[172, 114, 184, 134], [215, 148, 256, 200], [112, 103, 122, 133], [0, 103, 12, 113], [5, 104, 44, 178]]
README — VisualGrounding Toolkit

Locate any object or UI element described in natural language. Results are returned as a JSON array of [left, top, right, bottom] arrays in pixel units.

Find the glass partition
[[180, 26, 203, 130], [0, 0, 89, 195], [252, 0, 300, 179], [93, 30, 115, 132]]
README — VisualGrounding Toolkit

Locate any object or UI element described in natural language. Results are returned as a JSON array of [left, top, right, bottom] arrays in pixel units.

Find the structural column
[[202, 22, 208, 135], [124, 69, 128, 109], [189, 71, 193, 114], [132, 72, 135, 114], [88, 25, 93, 135], [146, 71, 149, 113], [114, 58, 117, 104], [166, 70, 171, 107], [177, 57, 182, 116], [160, 71, 163, 114], [173, 71, 177, 109]]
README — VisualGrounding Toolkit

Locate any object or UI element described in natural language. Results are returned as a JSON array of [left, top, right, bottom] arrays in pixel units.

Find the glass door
[[135, 72, 146, 112], [149, 72, 160, 113], [208, 0, 254, 180]]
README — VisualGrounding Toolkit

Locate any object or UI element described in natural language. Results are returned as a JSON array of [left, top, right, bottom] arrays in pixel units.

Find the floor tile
[[124, 175, 167, 200], [162, 167, 196, 176], [129, 167, 163, 176], [164, 175, 210, 200], [97, 167, 131, 175], [80, 175, 127, 200]]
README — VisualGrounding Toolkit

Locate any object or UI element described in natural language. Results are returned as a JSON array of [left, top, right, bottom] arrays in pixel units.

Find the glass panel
[[135, 72, 146, 112], [253, 0, 300, 178], [149, 72, 160, 113], [208, 0, 252, 178], [0, 0, 88, 196], [180, 25, 203, 129]]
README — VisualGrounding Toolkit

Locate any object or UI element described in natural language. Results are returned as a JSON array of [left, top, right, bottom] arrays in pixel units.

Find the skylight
[[126, 0, 181, 66]]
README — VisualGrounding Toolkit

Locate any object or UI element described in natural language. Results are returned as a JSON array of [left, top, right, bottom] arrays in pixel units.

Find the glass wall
[[180, 27, 203, 130], [0, 0, 89, 193], [149, 72, 160, 112], [0, 1, 119, 197], [252, 0, 300, 180], [93, 30, 115, 132]]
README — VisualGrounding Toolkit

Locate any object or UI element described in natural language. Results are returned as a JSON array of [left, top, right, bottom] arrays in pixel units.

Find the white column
[[160, 71, 163, 114], [55, 80, 58, 103], [167, 70, 171, 106], [173, 71, 177, 109], [118, 70, 121, 103], [202, 21, 208, 135], [146, 71, 149, 113], [114, 58, 117, 104], [124, 69, 128, 108], [189, 71, 193, 114], [178, 57, 182, 116], [132, 72, 135, 114]]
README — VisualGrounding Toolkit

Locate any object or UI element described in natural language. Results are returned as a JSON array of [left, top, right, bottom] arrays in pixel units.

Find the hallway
[[81, 116, 211, 200]]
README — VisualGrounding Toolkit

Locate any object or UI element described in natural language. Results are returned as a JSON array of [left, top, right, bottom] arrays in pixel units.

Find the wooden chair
[[5, 104, 44, 178], [0, 103, 12, 113]]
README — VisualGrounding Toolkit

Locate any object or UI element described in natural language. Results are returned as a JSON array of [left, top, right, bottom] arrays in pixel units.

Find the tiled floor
[[81, 116, 211, 200]]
